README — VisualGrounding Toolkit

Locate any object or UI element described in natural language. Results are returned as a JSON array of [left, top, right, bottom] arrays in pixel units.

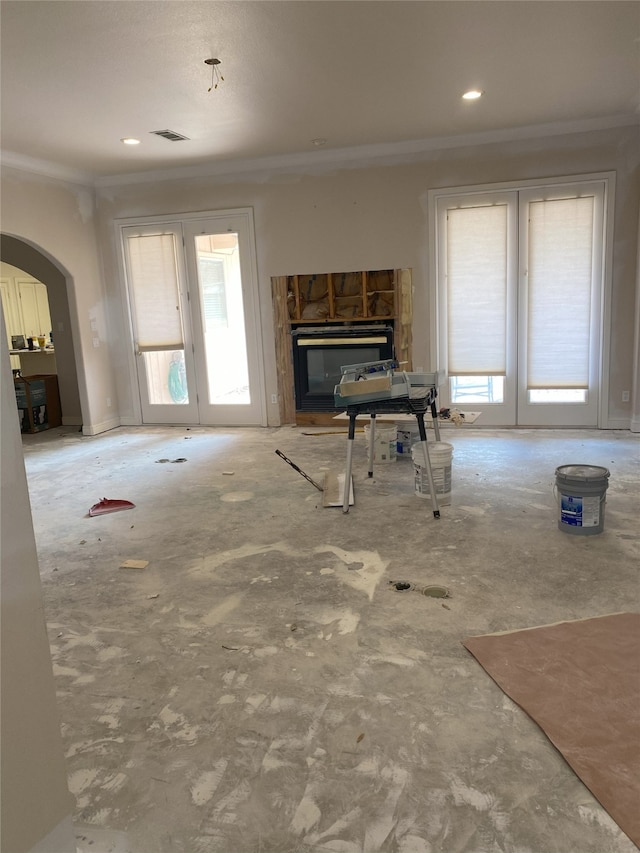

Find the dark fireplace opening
[[292, 324, 394, 411]]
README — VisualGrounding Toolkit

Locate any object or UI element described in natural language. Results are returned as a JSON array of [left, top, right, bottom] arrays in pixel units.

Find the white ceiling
[[1, 0, 639, 183]]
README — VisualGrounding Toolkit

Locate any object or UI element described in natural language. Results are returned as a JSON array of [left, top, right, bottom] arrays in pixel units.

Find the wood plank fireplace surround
[[271, 269, 413, 425]]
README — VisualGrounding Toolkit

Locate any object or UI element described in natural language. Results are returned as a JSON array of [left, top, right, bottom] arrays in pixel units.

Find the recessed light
[[311, 138, 327, 147], [121, 137, 141, 145], [462, 90, 483, 101]]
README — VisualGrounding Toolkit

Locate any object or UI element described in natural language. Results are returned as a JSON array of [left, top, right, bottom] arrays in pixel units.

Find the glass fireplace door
[[292, 327, 394, 411]]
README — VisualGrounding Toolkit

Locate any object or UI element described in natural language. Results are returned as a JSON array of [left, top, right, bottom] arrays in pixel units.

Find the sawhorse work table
[[340, 385, 442, 516]]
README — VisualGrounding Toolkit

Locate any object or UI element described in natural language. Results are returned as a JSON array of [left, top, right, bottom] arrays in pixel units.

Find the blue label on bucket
[[560, 494, 600, 527], [561, 495, 582, 526]]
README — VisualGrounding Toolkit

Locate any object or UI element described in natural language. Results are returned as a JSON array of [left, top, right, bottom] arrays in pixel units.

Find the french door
[[121, 209, 266, 426], [434, 178, 609, 427]]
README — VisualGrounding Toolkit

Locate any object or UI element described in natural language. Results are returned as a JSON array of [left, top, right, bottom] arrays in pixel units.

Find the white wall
[[0, 170, 118, 434], [2, 124, 639, 431], [0, 312, 75, 853], [96, 125, 639, 429], [632, 210, 640, 433]]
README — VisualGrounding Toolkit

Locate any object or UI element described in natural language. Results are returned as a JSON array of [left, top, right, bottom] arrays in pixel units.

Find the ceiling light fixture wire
[[205, 58, 224, 91]]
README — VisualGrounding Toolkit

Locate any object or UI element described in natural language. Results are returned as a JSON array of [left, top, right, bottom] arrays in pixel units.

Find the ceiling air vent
[[150, 129, 189, 142]]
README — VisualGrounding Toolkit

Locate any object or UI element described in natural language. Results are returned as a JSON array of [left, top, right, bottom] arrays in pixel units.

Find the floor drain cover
[[422, 585, 450, 598]]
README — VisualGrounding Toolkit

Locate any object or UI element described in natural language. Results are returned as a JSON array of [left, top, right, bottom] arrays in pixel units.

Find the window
[[124, 231, 184, 351], [198, 255, 228, 329], [431, 175, 611, 427]]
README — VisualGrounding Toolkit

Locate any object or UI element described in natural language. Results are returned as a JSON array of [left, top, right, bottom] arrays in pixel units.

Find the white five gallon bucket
[[396, 424, 420, 456], [555, 464, 610, 535], [412, 441, 453, 504], [364, 423, 397, 463]]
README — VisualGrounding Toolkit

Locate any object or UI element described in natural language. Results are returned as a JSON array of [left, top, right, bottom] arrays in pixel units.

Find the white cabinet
[[1, 278, 21, 341], [0, 275, 52, 341], [1, 279, 23, 369], [2, 275, 52, 372], [17, 279, 51, 338]]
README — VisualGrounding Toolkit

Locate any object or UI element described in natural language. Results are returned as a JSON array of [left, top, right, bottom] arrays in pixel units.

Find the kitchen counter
[[10, 348, 57, 375]]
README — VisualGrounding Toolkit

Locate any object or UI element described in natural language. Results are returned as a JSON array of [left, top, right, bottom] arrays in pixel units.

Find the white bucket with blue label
[[396, 424, 420, 456], [555, 464, 610, 535]]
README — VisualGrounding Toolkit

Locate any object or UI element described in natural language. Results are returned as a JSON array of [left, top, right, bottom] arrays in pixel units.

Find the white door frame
[[120, 221, 200, 425], [182, 210, 267, 426], [116, 207, 267, 427], [434, 190, 519, 426], [428, 172, 615, 428], [516, 182, 606, 426]]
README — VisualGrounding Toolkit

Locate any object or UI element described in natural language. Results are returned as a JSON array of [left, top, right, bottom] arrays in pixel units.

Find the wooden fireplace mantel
[[271, 269, 413, 425]]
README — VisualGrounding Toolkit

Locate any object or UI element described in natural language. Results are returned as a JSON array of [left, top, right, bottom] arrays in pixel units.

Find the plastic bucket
[[412, 441, 453, 504], [364, 423, 397, 463], [396, 424, 420, 456], [555, 464, 610, 535]]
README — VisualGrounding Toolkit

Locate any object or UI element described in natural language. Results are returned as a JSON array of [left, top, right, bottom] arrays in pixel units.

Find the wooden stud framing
[[272, 268, 413, 425], [271, 276, 296, 424]]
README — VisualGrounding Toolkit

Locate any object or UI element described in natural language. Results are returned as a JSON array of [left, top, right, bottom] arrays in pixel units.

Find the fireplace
[[291, 324, 394, 412]]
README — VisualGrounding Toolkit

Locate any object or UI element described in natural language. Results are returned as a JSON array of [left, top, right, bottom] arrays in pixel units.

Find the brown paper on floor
[[463, 612, 640, 847], [119, 560, 149, 570]]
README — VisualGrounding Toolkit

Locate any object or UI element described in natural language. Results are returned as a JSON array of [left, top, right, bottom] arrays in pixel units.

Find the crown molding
[[0, 151, 94, 186], [93, 113, 640, 188], [2, 113, 638, 189]]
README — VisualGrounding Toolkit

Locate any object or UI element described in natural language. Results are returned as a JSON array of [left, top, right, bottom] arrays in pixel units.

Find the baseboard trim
[[604, 417, 631, 430], [82, 417, 121, 436]]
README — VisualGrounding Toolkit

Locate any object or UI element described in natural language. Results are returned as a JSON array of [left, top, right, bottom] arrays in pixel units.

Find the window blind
[[126, 233, 184, 352], [446, 204, 508, 375], [526, 196, 594, 389], [198, 255, 228, 329]]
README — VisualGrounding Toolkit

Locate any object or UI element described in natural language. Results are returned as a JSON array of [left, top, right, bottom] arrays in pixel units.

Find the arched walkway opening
[[1, 234, 83, 428]]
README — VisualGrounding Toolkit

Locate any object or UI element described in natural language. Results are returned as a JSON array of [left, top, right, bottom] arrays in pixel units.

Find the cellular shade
[[527, 197, 594, 389], [446, 204, 508, 375], [126, 233, 184, 352]]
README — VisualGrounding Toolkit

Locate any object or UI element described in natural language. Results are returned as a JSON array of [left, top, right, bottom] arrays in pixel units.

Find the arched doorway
[[0, 234, 83, 427]]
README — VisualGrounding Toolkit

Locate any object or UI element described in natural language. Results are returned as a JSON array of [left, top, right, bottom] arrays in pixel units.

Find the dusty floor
[[22, 423, 639, 853]]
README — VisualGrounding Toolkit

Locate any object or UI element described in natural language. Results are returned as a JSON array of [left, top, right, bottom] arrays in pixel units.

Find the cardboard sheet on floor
[[119, 560, 149, 570], [322, 471, 354, 507], [463, 612, 640, 847]]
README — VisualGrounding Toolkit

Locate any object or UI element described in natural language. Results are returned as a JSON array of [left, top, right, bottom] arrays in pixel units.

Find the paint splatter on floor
[[32, 426, 639, 853]]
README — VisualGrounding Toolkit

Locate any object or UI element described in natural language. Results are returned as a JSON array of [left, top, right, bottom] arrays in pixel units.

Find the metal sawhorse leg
[[415, 411, 440, 519], [430, 396, 441, 442], [343, 412, 358, 513], [342, 407, 441, 518]]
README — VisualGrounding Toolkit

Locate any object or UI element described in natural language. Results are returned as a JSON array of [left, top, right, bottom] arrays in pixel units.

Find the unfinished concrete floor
[[22, 424, 639, 853]]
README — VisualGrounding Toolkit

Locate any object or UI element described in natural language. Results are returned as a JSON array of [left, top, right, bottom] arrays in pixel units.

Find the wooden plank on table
[[337, 375, 392, 399]]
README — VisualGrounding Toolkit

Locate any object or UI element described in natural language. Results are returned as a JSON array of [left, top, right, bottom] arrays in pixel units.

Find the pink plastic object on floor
[[89, 498, 136, 517]]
